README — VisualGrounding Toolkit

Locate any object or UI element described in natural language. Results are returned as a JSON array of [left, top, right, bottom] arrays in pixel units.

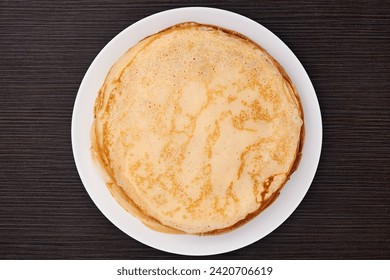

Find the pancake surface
[[92, 22, 304, 234]]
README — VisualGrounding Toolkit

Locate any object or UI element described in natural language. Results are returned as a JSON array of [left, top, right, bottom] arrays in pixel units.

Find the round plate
[[72, 7, 322, 256]]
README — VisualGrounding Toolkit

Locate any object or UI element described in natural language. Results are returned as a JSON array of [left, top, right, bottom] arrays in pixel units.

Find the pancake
[[92, 22, 304, 235]]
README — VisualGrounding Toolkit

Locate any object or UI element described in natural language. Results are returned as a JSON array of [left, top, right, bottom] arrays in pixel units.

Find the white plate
[[72, 7, 322, 256]]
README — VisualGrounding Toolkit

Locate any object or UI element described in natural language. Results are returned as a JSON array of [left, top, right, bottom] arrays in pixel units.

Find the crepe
[[92, 22, 304, 235]]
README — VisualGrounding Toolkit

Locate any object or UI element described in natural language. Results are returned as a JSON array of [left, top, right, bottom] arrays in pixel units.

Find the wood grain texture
[[0, 0, 389, 259]]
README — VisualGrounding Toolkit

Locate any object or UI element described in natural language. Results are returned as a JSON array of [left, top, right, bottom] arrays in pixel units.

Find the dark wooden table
[[1, 0, 389, 259]]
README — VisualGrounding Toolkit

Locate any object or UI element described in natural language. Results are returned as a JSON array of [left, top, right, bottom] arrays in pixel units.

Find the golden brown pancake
[[92, 22, 304, 235]]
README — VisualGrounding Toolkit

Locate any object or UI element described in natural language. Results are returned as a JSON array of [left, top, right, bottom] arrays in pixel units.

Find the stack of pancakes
[[92, 22, 304, 235]]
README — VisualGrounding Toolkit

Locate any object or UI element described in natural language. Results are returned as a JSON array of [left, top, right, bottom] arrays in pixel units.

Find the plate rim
[[72, 6, 322, 256]]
